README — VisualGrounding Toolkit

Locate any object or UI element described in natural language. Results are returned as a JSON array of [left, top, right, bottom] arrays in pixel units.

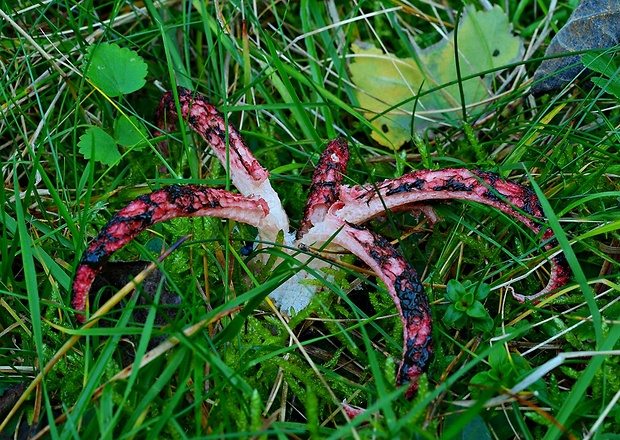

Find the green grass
[[1, 1, 620, 438]]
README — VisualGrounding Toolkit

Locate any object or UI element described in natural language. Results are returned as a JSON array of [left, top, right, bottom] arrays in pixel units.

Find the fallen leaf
[[349, 6, 523, 149], [93, 261, 180, 325], [531, 0, 620, 95]]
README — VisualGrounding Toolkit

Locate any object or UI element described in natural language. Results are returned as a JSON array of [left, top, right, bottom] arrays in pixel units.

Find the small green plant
[[78, 44, 149, 165], [468, 344, 535, 399], [443, 279, 493, 333]]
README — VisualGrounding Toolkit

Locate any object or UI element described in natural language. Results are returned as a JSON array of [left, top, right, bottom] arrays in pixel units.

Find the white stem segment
[[155, 87, 289, 241]]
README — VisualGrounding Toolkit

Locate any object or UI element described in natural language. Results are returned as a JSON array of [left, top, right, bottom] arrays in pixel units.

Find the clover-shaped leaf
[[114, 115, 148, 149], [78, 115, 149, 165], [87, 43, 147, 97], [78, 127, 121, 166]]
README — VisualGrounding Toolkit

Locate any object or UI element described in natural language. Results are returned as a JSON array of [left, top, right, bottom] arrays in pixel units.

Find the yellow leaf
[[349, 6, 523, 149]]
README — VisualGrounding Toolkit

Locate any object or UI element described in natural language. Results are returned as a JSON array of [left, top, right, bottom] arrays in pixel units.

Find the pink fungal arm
[[337, 169, 570, 299], [155, 88, 269, 190], [72, 185, 268, 322], [299, 139, 431, 397], [299, 139, 568, 396], [302, 212, 432, 399], [155, 87, 288, 236], [298, 137, 349, 237]]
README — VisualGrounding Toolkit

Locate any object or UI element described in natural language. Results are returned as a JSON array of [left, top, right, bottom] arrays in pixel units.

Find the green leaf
[[469, 371, 493, 391], [473, 316, 494, 333], [87, 43, 147, 97], [488, 345, 508, 371], [349, 5, 523, 148], [497, 363, 515, 381], [443, 304, 464, 325], [78, 127, 121, 166], [583, 52, 619, 78], [471, 281, 491, 301], [466, 301, 488, 318], [462, 291, 475, 306], [591, 76, 620, 100], [445, 413, 493, 440], [583, 52, 620, 100], [114, 115, 148, 149], [487, 367, 501, 382], [446, 279, 466, 301], [454, 300, 468, 312]]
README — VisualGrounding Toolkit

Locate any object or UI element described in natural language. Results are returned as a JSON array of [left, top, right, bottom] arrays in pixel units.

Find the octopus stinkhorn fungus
[[72, 87, 570, 398]]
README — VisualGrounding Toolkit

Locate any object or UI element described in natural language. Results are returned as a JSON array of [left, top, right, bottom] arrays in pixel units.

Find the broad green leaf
[[466, 301, 487, 318], [444, 410, 496, 440], [474, 316, 494, 333], [78, 127, 120, 166], [350, 42, 421, 149], [114, 115, 148, 149], [591, 76, 620, 99], [583, 52, 619, 79], [487, 344, 509, 371], [445, 279, 465, 302], [467, 371, 495, 399], [87, 43, 147, 97], [443, 304, 463, 325], [349, 5, 523, 149], [474, 282, 491, 300], [583, 52, 620, 100]]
